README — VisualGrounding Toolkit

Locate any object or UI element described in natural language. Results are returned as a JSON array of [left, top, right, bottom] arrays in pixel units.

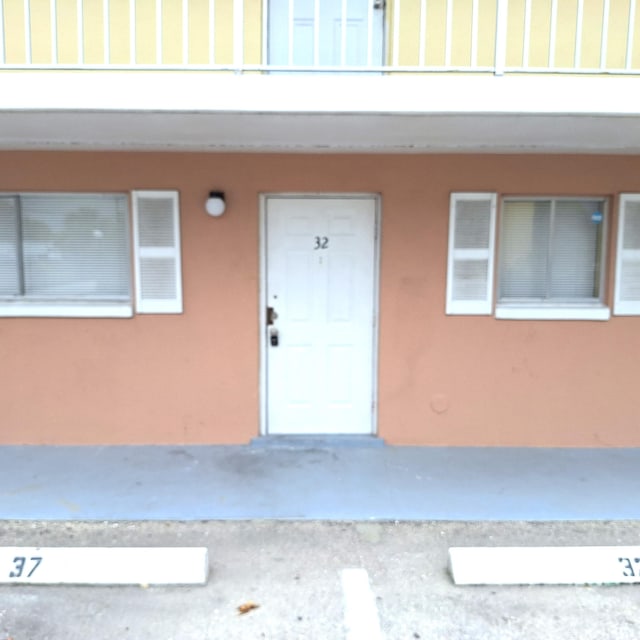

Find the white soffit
[[1, 73, 640, 153]]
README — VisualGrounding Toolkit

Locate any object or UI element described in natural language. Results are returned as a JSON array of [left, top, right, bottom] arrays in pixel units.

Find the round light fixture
[[205, 191, 226, 217]]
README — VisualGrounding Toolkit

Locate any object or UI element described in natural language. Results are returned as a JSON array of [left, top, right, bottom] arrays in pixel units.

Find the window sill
[[0, 303, 133, 318], [496, 305, 611, 321]]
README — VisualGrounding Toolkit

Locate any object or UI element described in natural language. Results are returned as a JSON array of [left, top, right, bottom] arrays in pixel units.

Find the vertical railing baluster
[[418, 0, 427, 66], [103, 0, 110, 64], [626, 0, 636, 69], [24, 0, 32, 64], [129, 0, 136, 64], [494, 0, 508, 75], [155, 0, 162, 64], [233, 0, 243, 68], [471, 0, 478, 67], [600, 0, 609, 69], [444, 0, 452, 66], [182, 0, 188, 64], [287, 0, 293, 64], [314, 0, 320, 65], [76, 0, 83, 64], [549, 0, 557, 67], [392, 0, 400, 66], [51, 0, 58, 63], [523, 0, 531, 67], [208, 0, 215, 64], [574, 0, 583, 67], [340, 0, 347, 65]]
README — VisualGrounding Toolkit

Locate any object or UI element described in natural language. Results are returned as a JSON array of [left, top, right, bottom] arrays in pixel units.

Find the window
[[447, 193, 610, 320], [498, 198, 607, 318], [0, 190, 182, 317]]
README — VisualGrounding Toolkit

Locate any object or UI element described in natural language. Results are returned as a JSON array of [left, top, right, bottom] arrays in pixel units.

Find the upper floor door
[[267, 0, 385, 68]]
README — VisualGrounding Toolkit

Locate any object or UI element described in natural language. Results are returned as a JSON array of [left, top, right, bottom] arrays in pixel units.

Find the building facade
[[1, 0, 640, 446]]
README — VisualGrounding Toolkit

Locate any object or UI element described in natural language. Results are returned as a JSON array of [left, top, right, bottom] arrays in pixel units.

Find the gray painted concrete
[[1, 444, 639, 521]]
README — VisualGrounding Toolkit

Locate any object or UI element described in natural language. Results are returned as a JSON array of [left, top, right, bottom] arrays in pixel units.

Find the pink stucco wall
[[1, 151, 639, 446]]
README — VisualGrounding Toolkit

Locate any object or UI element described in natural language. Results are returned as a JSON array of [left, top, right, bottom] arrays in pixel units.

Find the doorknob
[[373, 0, 385, 8], [267, 306, 278, 326]]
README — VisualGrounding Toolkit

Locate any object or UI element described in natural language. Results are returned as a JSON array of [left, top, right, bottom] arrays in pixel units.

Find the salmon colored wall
[[1, 151, 640, 446]]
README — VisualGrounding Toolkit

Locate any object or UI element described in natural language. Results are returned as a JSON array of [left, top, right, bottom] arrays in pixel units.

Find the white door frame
[[259, 193, 381, 437]]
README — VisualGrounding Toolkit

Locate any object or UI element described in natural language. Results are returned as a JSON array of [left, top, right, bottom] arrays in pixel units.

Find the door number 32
[[314, 236, 329, 250]]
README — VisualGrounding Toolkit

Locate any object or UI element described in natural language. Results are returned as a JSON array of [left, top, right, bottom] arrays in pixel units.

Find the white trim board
[[1, 547, 209, 585], [449, 546, 640, 585]]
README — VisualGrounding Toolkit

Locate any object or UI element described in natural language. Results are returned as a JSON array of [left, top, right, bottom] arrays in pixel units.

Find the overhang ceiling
[[1, 73, 639, 153]]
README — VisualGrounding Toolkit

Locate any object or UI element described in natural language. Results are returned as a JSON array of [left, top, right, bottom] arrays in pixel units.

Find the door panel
[[264, 196, 377, 435], [268, 0, 384, 67]]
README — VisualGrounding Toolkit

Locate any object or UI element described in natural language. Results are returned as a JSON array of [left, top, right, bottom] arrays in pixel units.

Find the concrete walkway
[[1, 442, 639, 520]]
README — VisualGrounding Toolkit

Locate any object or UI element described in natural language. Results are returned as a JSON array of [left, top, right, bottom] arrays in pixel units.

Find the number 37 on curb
[[9, 556, 42, 579], [618, 557, 640, 578]]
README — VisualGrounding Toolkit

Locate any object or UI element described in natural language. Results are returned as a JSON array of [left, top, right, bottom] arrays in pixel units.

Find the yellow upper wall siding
[[506, 0, 640, 70], [2, 0, 260, 65], [108, 0, 131, 64], [603, 0, 634, 69], [476, 0, 497, 67], [3, 0, 27, 62], [29, 0, 52, 62], [388, 0, 497, 67]]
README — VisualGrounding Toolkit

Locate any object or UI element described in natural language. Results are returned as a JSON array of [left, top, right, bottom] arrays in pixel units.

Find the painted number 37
[[618, 557, 640, 577], [9, 556, 42, 578]]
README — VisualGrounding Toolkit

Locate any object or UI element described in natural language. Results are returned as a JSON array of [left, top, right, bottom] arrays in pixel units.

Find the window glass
[[0, 194, 130, 302], [499, 198, 605, 303]]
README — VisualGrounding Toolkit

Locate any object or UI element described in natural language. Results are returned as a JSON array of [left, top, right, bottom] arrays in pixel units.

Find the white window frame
[[446, 192, 613, 321], [496, 196, 610, 321], [0, 192, 133, 318]]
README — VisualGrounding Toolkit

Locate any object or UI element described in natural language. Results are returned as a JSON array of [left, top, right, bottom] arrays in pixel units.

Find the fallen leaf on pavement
[[237, 602, 260, 615]]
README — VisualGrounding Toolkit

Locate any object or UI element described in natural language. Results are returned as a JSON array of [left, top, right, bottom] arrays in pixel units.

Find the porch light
[[205, 191, 226, 217]]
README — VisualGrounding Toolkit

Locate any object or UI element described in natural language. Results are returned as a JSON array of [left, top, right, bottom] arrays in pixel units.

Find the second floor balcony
[[1, 0, 640, 153], [2, 0, 639, 74]]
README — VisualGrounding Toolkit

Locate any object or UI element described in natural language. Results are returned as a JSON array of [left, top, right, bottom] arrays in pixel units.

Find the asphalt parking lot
[[1, 520, 639, 640]]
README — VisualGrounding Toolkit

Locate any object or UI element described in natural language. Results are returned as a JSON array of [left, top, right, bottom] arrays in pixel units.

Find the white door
[[263, 196, 378, 435], [268, 0, 384, 67]]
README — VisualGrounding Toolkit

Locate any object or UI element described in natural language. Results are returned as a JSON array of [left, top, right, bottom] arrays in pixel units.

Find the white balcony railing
[[0, 0, 639, 75]]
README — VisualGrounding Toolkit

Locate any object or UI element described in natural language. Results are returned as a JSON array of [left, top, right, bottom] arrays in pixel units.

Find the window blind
[[499, 199, 604, 303], [0, 194, 129, 301]]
